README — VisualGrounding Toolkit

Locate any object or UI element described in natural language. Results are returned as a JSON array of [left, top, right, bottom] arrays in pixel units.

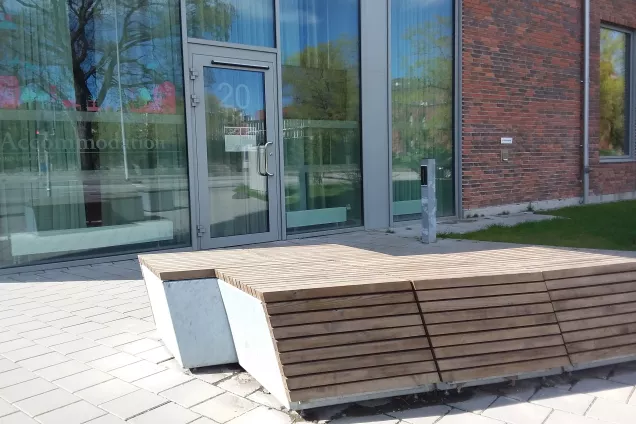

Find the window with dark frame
[[600, 26, 632, 158]]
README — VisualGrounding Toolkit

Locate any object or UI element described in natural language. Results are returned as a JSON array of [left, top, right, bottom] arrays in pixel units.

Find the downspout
[[583, 0, 590, 203]]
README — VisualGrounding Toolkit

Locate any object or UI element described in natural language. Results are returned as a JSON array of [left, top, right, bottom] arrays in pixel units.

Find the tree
[[600, 29, 628, 156]]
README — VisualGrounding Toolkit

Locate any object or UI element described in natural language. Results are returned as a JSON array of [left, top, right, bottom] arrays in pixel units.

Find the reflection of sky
[[602, 29, 627, 77], [390, 0, 453, 78], [1, 0, 183, 111], [205, 67, 265, 118]]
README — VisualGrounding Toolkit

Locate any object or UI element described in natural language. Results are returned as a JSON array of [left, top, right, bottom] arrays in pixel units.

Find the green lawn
[[440, 200, 636, 251]]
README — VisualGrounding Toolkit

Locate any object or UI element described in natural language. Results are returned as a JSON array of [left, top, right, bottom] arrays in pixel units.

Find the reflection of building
[[0, 0, 632, 270]]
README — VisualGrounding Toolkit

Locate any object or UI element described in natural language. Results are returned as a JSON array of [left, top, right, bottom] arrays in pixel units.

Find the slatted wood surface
[[545, 264, 636, 365], [414, 274, 569, 382], [139, 244, 636, 401]]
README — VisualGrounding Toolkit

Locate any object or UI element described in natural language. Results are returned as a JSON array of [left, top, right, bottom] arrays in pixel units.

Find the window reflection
[[600, 28, 631, 157], [281, 0, 362, 234], [186, 0, 275, 47], [0, 0, 190, 268], [391, 0, 454, 219]]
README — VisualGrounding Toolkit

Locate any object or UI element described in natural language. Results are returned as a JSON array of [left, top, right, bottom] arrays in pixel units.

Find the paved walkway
[[1, 235, 636, 423]]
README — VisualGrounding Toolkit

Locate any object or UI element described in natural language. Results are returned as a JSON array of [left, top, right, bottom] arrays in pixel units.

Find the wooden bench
[[139, 245, 636, 409]]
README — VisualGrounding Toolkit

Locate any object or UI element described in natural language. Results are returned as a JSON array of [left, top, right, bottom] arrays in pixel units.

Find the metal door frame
[[189, 45, 281, 249]]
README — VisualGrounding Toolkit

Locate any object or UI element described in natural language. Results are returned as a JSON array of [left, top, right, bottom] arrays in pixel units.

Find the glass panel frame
[[600, 25, 634, 160]]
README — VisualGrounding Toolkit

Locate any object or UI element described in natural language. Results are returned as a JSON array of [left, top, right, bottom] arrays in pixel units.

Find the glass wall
[[391, 0, 454, 220], [0, 0, 190, 268], [600, 27, 631, 158], [186, 0, 275, 47], [280, 0, 363, 234]]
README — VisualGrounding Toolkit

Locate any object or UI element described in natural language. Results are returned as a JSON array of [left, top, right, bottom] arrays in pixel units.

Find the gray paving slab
[[0, 378, 57, 403], [483, 396, 552, 424], [100, 390, 169, 420], [586, 398, 636, 424], [13, 388, 80, 417], [36, 400, 107, 424], [0, 411, 39, 423], [389, 405, 451, 424], [34, 360, 91, 381], [159, 379, 225, 409], [0, 368, 37, 389], [75, 379, 139, 406], [129, 402, 200, 424], [0, 398, 17, 418], [191, 392, 257, 423], [132, 369, 194, 393], [571, 379, 634, 403], [86, 352, 142, 373], [435, 409, 504, 424], [109, 360, 164, 383]]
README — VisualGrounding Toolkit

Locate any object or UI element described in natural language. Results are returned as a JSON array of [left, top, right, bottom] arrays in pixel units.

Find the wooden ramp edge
[[544, 262, 636, 366]]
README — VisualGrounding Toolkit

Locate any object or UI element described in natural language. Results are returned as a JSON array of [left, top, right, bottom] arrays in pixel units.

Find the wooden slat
[[440, 356, 569, 382], [437, 346, 567, 371], [272, 315, 422, 339], [562, 323, 636, 343], [286, 361, 438, 390], [546, 271, 636, 291], [268, 303, 419, 327], [261, 280, 413, 302], [559, 312, 636, 333], [266, 292, 416, 315], [411, 272, 544, 290], [425, 304, 555, 324], [431, 325, 562, 347], [427, 314, 557, 336], [279, 338, 430, 364], [417, 282, 546, 301], [434, 335, 565, 358], [420, 293, 551, 313], [549, 281, 636, 301], [570, 344, 636, 365], [552, 292, 636, 311], [567, 333, 636, 353], [276, 326, 426, 352], [543, 263, 636, 280], [555, 302, 636, 322], [288, 373, 440, 402], [283, 350, 432, 377]]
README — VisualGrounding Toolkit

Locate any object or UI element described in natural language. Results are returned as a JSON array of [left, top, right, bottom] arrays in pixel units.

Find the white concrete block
[[142, 266, 237, 369]]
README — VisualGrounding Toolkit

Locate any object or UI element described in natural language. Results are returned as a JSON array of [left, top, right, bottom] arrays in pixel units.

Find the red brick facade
[[461, 0, 636, 211]]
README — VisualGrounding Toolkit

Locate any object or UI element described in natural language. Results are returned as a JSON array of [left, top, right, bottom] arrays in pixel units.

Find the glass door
[[192, 50, 280, 249]]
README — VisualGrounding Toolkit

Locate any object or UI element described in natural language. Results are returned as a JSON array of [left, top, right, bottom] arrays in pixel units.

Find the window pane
[[391, 0, 454, 220], [187, 0, 275, 47], [280, 0, 362, 234], [600, 28, 631, 157], [0, 0, 190, 268]]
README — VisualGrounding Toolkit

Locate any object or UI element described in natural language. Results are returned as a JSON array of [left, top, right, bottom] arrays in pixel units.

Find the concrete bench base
[[143, 266, 237, 369]]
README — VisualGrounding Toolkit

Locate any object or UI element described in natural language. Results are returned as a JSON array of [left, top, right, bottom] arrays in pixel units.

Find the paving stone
[[0, 411, 38, 423], [571, 378, 633, 403], [73, 307, 112, 318], [0, 316, 33, 327], [189, 418, 220, 424], [192, 392, 257, 423], [446, 391, 498, 414], [0, 338, 34, 353], [226, 406, 292, 424], [64, 322, 107, 335], [35, 360, 90, 381], [75, 379, 139, 406], [586, 397, 636, 424], [22, 306, 59, 317], [49, 316, 90, 328], [98, 333, 143, 348], [84, 414, 127, 424], [436, 409, 505, 424], [118, 339, 162, 355], [483, 396, 552, 424], [609, 369, 636, 386], [544, 410, 610, 424], [0, 331, 20, 343], [53, 368, 114, 392], [89, 312, 128, 325], [2, 344, 52, 362], [100, 390, 169, 420], [68, 345, 120, 362], [137, 346, 173, 364], [13, 388, 80, 417], [36, 400, 106, 424], [87, 352, 141, 372], [495, 380, 540, 402], [35, 311, 74, 322], [17, 327, 62, 340], [247, 390, 284, 409], [217, 373, 261, 397], [0, 398, 17, 418], [0, 368, 37, 389], [573, 366, 615, 380], [390, 405, 451, 424], [126, 308, 153, 319], [109, 360, 164, 383], [133, 369, 194, 393], [8, 321, 48, 334], [530, 387, 594, 415], [129, 402, 200, 424], [17, 352, 70, 371], [0, 358, 19, 373], [50, 338, 99, 354], [33, 332, 80, 347], [0, 378, 57, 402], [192, 368, 234, 385], [329, 416, 399, 424], [159, 379, 225, 408]]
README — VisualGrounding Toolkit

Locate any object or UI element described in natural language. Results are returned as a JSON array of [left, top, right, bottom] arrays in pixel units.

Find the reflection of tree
[[600, 29, 627, 156]]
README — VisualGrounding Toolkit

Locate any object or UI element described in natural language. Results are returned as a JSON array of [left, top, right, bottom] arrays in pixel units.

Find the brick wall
[[461, 0, 636, 212], [590, 0, 636, 195]]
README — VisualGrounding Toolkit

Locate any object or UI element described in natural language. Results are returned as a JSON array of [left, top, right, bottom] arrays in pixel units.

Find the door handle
[[263, 141, 274, 176]]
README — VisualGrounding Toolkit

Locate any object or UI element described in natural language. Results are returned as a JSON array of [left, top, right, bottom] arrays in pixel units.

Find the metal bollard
[[421, 159, 436, 243]]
